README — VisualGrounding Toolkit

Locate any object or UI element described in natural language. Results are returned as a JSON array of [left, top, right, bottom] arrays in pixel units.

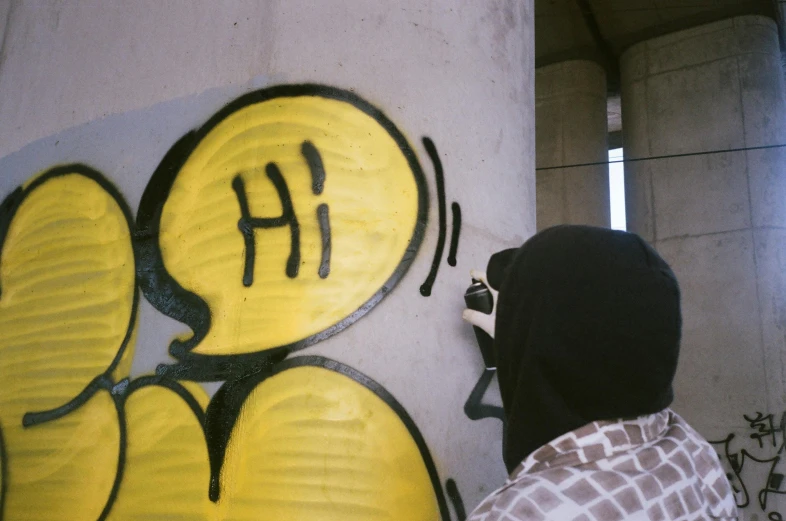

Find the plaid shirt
[[468, 409, 738, 521]]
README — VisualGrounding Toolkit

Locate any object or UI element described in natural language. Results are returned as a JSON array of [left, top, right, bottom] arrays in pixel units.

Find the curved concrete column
[[0, 0, 535, 516], [536, 60, 610, 230], [622, 15, 786, 449]]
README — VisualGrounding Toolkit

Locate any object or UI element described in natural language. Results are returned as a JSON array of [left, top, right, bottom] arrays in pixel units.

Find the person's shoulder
[[659, 409, 739, 519], [661, 410, 727, 475]]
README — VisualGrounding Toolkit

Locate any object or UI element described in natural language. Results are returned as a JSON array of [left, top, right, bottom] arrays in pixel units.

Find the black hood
[[488, 225, 681, 473]]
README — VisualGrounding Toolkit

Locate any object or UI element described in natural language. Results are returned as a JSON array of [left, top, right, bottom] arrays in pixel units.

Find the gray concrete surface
[[622, 16, 786, 517], [536, 60, 610, 230]]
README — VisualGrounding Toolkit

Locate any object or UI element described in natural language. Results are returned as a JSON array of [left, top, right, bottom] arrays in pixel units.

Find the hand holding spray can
[[464, 280, 496, 368]]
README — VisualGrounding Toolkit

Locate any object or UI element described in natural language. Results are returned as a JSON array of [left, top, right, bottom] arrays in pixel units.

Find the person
[[461, 225, 738, 521]]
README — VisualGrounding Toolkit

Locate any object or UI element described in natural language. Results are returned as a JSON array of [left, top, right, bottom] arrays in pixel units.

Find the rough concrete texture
[[0, 0, 535, 513], [536, 60, 610, 230], [622, 17, 786, 516]]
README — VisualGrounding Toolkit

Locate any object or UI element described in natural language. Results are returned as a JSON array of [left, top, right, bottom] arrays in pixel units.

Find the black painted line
[[206, 375, 262, 502], [420, 137, 446, 297], [232, 175, 257, 287], [125, 374, 207, 427], [446, 479, 467, 521], [136, 84, 429, 382], [464, 368, 505, 422], [96, 392, 126, 521], [22, 375, 111, 427], [447, 202, 462, 267], [23, 372, 126, 521], [199, 354, 450, 520], [0, 187, 24, 299], [17, 174, 143, 431], [317, 203, 331, 279], [0, 166, 140, 382], [203, 353, 285, 502], [136, 132, 213, 361], [302, 141, 326, 195], [155, 346, 292, 382], [85, 377, 208, 521], [233, 166, 301, 284], [264, 164, 300, 279]]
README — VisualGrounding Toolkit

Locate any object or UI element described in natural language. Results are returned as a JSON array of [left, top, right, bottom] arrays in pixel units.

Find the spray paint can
[[464, 280, 496, 368]]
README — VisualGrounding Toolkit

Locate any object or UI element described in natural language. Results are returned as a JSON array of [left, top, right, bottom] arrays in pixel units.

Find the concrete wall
[[535, 60, 610, 230], [0, 1, 535, 519], [622, 15, 786, 518]]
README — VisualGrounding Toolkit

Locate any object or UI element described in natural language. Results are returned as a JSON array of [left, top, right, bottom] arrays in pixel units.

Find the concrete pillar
[[0, 1, 535, 518], [622, 17, 786, 515], [536, 60, 610, 230]]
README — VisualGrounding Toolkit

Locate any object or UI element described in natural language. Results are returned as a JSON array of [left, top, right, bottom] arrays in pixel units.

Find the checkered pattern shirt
[[468, 409, 738, 521]]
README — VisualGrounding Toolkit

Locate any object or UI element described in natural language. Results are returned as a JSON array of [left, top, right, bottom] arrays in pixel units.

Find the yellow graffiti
[[104, 366, 441, 521], [218, 364, 441, 521], [159, 94, 421, 355], [0, 87, 445, 521], [106, 383, 211, 521], [0, 170, 136, 521]]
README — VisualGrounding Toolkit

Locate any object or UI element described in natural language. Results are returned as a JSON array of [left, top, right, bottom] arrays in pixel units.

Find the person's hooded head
[[486, 225, 681, 474]]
